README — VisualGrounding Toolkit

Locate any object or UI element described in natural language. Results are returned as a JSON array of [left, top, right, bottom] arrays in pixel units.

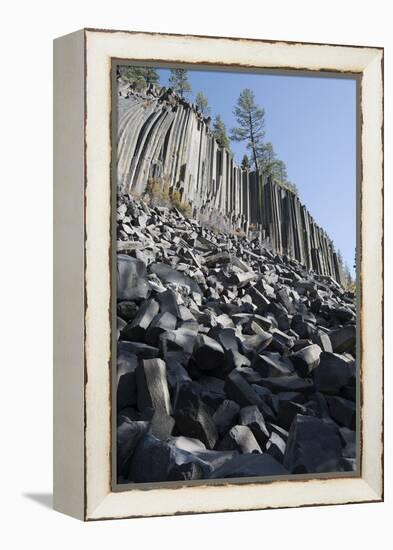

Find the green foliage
[[255, 142, 298, 195], [118, 65, 159, 91], [213, 115, 231, 150], [171, 189, 192, 217], [343, 263, 356, 293], [169, 68, 192, 98], [230, 89, 266, 170], [241, 154, 250, 170], [195, 91, 210, 115], [144, 179, 192, 217]]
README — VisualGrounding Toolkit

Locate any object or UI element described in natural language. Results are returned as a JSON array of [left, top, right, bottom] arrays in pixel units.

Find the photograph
[[115, 63, 358, 485]]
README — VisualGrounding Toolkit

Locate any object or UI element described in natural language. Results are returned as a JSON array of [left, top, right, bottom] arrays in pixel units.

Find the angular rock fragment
[[192, 334, 225, 371], [174, 382, 218, 449], [213, 399, 240, 437], [330, 325, 356, 354], [290, 344, 322, 377], [224, 370, 262, 408], [217, 425, 262, 454], [145, 311, 177, 346], [117, 254, 150, 301], [266, 431, 287, 463], [277, 400, 308, 430], [238, 405, 270, 447], [313, 352, 355, 394], [129, 434, 210, 482], [121, 299, 159, 341], [135, 358, 173, 439], [118, 341, 159, 359]]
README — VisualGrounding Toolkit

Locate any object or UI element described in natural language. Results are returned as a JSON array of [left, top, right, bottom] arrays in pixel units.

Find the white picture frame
[[53, 28, 383, 521]]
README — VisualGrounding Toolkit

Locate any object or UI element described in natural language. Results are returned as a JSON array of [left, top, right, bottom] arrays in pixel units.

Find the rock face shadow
[[23, 492, 53, 509]]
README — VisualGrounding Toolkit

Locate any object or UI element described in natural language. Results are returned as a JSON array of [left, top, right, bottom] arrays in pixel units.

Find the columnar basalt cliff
[[117, 85, 342, 283]]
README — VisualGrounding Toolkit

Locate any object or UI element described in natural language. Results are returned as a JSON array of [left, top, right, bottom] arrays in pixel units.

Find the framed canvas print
[[53, 29, 384, 520]]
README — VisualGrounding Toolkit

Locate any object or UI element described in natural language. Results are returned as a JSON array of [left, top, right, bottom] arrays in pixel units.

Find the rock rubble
[[116, 194, 357, 483]]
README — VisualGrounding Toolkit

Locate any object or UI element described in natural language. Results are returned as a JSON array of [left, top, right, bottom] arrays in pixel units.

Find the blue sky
[[157, 68, 357, 274]]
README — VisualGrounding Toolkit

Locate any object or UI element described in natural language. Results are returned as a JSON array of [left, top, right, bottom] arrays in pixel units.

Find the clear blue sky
[[157, 67, 357, 273]]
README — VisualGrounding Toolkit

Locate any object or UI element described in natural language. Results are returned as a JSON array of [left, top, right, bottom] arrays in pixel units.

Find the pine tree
[[241, 154, 250, 170], [118, 65, 159, 91], [195, 91, 210, 115], [169, 68, 191, 98], [213, 115, 231, 150], [230, 89, 265, 173]]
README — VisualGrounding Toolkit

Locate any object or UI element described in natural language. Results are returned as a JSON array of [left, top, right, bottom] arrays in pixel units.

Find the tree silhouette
[[195, 91, 210, 115], [213, 115, 231, 150], [230, 89, 265, 173], [241, 154, 250, 170], [118, 66, 159, 91], [169, 68, 191, 98]]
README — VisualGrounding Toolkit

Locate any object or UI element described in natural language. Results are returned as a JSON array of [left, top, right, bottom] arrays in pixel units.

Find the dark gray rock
[[117, 300, 139, 322], [330, 325, 356, 354], [192, 334, 225, 371], [135, 358, 173, 439], [327, 396, 356, 429], [117, 254, 150, 301], [117, 420, 149, 478], [313, 352, 355, 394], [174, 382, 218, 449], [213, 399, 240, 436], [290, 344, 322, 377], [151, 262, 202, 295], [145, 312, 177, 346], [224, 370, 263, 407], [210, 453, 289, 478], [266, 431, 287, 463], [339, 427, 356, 459], [239, 405, 270, 447], [217, 425, 262, 454], [277, 400, 308, 430], [283, 415, 347, 474], [118, 340, 160, 359], [117, 350, 138, 410], [121, 299, 159, 341], [129, 434, 210, 482], [255, 374, 314, 394]]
